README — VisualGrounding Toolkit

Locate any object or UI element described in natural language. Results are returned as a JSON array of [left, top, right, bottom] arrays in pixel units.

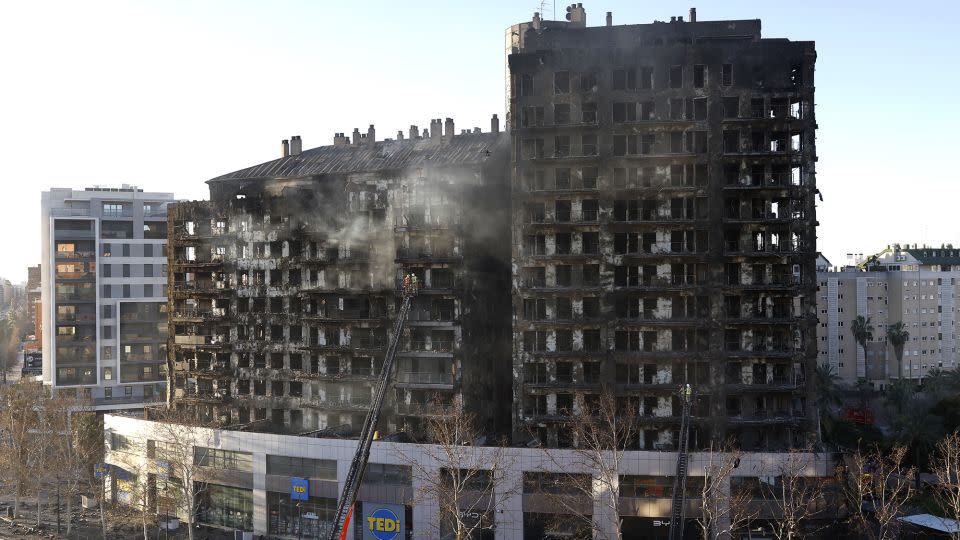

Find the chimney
[[491, 114, 500, 134], [281, 139, 289, 158], [333, 133, 349, 146], [678, 15, 684, 22], [532, 12, 541, 30], [397, 130, 404, 141], [352, 128, 361, 146], [430, 119, 441, 142], [565, 3, 586, 27], [689, 7, 697, 22], [444, 118, 454, 142], [606, 11, 612, 26], [422, 128, 429, 139], [670, 16, 676, 22], [366, 124, 376, 145], [473, 127, 481, 134], [290, 136, 302, 156], [409, 125, 419, 139]]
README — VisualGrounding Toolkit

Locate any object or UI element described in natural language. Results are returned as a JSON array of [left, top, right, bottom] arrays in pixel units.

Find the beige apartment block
[[816, 245, 960, 387]]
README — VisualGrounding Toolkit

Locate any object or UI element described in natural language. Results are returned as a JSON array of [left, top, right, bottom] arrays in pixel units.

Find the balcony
[[727, 375, 801, 392], [51, 207, 91, 217], [394, 371, 454, 387], [171, 281, 233, 295], [728, 409, 804, 425], [401, 340, 454, 356], [171, 308, 227, 322], [395, 248, 462, 263], [305, 397, 372, 412], [55, 250, 96, 260], [173, 335, 228, 349], [56, 335, 96, 346], [394, 402, 450, 417]]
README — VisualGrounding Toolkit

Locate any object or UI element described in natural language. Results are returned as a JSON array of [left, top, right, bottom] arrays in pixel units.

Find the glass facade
[[267, 491, 336, 538], [266, 455, 336, 480], [194, 447, 253, 472], [197, 483, 253, 531]]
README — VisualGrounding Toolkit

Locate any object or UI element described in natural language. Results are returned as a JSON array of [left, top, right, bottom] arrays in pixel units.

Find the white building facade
[[40, 186, 173, 409], [816, 245, 960, 386], [104, 414, 834, 540]]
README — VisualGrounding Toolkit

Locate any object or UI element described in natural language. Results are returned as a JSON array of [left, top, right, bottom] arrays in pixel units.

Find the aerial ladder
[[668, 384, 694, 540], [328, 275, 419, 540]]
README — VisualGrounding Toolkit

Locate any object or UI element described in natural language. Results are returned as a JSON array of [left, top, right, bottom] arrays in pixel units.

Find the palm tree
[[815, 363, 843, 442], [885, 378, 914, 416], [815, 363, 842, 412], [851, 315, 874, 379], [886, 321, 910, 380], [854, 378, 873, 410]]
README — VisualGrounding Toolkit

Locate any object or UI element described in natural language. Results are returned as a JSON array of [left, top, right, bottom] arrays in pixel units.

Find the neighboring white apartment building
[[816, 245, 960, 387], [40, 186, 173, 410]]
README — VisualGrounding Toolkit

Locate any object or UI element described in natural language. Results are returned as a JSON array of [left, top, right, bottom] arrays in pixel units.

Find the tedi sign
[[362, 503, 405, 540]]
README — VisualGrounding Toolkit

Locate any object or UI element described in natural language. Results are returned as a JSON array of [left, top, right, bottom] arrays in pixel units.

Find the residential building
[[816, 245, 960, 386], [40, 186, 173, 409], [507, 7, 819, 449], [167, 120, 512, 435]]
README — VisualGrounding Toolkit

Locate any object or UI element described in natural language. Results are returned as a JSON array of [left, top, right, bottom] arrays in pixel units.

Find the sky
[[1, 0, 958, 282]]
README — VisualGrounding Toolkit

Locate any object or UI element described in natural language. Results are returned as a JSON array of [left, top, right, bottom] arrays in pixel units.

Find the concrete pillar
[[592, 473, 620, 540], [494, 467, 524, 540], [411, 469, 439, 539], [336, 460, 356, 540], [253, 452, 268, 536]]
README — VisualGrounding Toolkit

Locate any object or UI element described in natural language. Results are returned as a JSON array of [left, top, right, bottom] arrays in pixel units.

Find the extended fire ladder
[[668, 385, 694, 540], [328, 282, 418, 540]]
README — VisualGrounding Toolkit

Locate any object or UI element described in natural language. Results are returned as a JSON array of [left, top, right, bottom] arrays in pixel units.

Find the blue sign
[[290, 477, 309, 501], [94, 463, 109, 479], [156, 461, 171, 481], [366, 507, 401, 540]]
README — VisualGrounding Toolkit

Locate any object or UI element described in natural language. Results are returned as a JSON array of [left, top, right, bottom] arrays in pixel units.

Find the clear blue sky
[[1, 0, 958, 281]]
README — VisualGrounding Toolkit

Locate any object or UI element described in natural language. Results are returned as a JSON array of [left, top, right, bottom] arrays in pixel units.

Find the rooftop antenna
[[538, 0, 554, 21]]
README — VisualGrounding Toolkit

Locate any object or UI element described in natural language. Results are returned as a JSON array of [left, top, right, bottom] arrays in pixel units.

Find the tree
[[535, 390, 637, 540], [694, 443, 757, 540], [854, 378, 873, 410], [931, 431, 960, 538], [851, 316, 874, 379], [0, 381, 45, 520], [0, 316, 14, 384], [884, 378, 914, 416], [836, 445, 915, 540], [886, 322, 910, 380], [815, 363, 843, 441], [149, 407, 215, 540], [401, 402, 516, 540], [757, 449, 829, 540]]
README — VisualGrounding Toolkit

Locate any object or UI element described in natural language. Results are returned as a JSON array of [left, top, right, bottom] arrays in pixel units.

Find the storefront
[[267, 491, 336, 538], [197, 483, 253, 531]]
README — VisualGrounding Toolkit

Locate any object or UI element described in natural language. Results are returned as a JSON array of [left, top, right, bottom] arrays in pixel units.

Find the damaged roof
[[209, 133, 509, 183]]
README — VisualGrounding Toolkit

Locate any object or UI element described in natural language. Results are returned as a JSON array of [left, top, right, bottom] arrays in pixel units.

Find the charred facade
[[167, 122, 512, 436], [508, 8, 819, 449]]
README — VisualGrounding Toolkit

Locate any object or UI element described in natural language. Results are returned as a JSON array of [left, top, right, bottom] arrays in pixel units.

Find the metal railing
[[395, 371, 454, 385]]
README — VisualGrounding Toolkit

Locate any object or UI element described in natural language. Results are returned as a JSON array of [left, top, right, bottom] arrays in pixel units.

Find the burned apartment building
[[168, 119, 512, 436], [508, 6, 819, 449]]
